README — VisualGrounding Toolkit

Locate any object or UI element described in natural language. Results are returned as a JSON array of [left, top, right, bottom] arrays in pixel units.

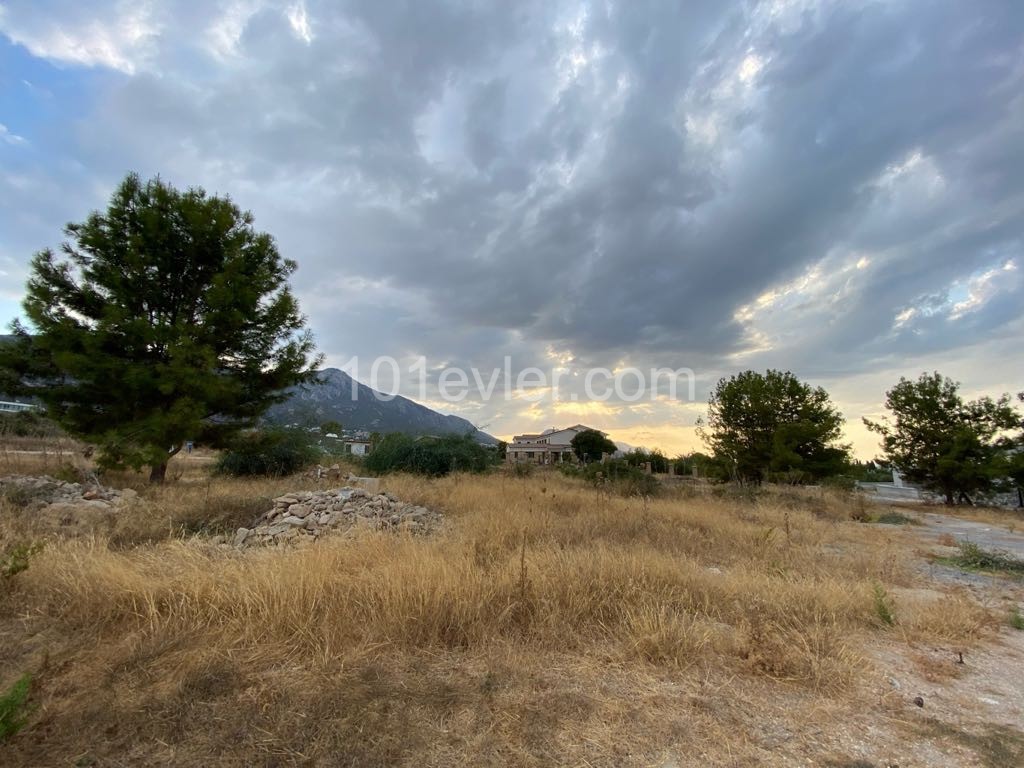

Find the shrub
[[510, 461, 534, 478], [582, 459, 660, 497], [951, 541, 1024, 574], [872, 583, 896, 626], [1010, 608, 1024, 631], [364, 433, 492, 477], [0, 673, 31, 742], [1, 543, 44, 579], [215, 429, 320, 477]]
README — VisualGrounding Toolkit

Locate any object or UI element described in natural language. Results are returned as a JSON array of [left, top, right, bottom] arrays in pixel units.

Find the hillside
[[265, 368, 496, 443]]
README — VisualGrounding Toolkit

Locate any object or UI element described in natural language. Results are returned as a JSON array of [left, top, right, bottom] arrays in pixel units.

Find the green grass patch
[[939, 541, 1024, 576], [0, 673, 32, 742], [1010, 608, 1024, 631]]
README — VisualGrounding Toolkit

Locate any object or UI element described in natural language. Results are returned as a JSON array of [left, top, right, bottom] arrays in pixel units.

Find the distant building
[[344, 439, 372, 456], [0, 400, 41, 414], [506, 424, 606, 465]]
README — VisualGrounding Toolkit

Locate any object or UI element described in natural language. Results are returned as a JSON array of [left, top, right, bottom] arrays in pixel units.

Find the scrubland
[[1, 452, 1021, 766]]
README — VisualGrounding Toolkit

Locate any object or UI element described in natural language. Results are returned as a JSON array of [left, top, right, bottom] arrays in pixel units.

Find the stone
[[233, 485, 443, 548]]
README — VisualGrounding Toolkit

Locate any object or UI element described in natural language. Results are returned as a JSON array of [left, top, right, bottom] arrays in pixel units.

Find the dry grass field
[[2, 452, 1023, 766]]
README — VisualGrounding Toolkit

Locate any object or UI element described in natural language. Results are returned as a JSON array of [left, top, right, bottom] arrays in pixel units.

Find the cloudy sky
[[1, 0, 1022, 456]]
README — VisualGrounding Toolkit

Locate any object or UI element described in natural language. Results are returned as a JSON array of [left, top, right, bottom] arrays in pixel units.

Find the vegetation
[[0, 458, 1001, 765], [865, 373, 1020, 505], [570, 428, 617, 462], [215, 429, 321, 477], [0, 411, 61, 439], [944, 541, 1024, 575], [0, 542, 44, 580], [0, 675, 31, 743], [673, 451, 730, 480], [701, 370, 849, 484], [623, 448, 670, 473], [564, 457, 661, 497], [1, 173, 319, 482], [872, 583, 896, 626], [1010, 608, 1024, 631], [363, 433, 494, 477]]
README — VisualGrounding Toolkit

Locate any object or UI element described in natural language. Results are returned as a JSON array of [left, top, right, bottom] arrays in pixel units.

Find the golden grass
[[0, 466, 1007, 766]]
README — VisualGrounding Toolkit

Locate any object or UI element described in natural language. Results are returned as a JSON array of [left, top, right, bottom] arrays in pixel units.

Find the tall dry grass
[[0, 468, 1001, 766]]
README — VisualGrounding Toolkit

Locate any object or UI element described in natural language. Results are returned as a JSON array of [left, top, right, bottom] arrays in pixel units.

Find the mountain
[[264, 368, 497, 444]]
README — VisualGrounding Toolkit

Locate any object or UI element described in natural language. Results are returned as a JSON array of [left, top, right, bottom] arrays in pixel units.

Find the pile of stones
[[233, 486, 441, 547], [0, 474, 137, 512]]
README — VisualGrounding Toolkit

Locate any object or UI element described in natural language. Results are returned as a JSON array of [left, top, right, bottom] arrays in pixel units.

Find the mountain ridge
[[265, 368, 497, 443]]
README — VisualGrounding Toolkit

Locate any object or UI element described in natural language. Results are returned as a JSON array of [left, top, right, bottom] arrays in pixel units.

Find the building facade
[[506, 424, 604, 464]]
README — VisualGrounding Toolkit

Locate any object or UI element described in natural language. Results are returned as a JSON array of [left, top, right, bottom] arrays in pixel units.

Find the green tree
[[624, 448, 670, 473], [864, 373, 1019, 505], [320, 420, 343, 436], [701, 370, 848, 483], [364, 433, 492, 477], [571, 429, 617, 462], [5, 173, 319, 482]]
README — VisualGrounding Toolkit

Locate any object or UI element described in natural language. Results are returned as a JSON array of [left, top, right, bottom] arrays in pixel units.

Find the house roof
[[510, 424, 604, 442]]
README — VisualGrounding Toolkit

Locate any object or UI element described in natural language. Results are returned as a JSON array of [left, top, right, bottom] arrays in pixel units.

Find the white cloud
[[0, 123, 27, 145], [286, 1, 312, 45], [950, 259, 1019, 320], [0, 0, 158, 73]]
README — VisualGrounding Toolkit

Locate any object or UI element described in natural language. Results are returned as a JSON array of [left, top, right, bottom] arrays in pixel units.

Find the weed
[[1010, 608, 1024, 631], [873, 583, 896, 626], [0, 673, 32, 742], [1, 542, 44, 579], [946, 541, 1024, 575]]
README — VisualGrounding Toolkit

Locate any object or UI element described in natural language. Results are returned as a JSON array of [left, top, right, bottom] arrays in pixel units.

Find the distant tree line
[[694, 369, 1023, 506], [2, 174, 1022, 501]]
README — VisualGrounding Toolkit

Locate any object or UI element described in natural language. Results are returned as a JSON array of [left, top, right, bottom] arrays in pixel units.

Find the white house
[[344, 439, 372, 456], [0, 400, 40, 414], [506, 424, 606, 465]]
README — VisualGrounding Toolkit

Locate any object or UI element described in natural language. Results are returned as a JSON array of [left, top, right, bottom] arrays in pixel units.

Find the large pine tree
[[4, 173, 320, 481]]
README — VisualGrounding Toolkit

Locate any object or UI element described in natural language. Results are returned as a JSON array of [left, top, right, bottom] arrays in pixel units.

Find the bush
[[215, 429, 320, 477], [581, 459, 660, 497], [364, 433, 493, 477], [623, 448, 670, 473], [510, 461, 534, 478], [1, 543, 44, 580]]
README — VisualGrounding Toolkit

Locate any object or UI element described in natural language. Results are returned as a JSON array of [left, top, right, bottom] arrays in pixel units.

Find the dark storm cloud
[[2, 0, 1023, 420]]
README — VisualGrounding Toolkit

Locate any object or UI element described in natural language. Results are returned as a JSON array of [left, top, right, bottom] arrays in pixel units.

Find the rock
[[233, 485, 442, 548]]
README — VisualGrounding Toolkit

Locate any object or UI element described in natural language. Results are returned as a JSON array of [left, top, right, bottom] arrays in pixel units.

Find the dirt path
[[911, 509, 1024, 558]]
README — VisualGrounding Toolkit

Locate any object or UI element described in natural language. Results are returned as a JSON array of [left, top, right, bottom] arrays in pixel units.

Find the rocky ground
[[0, 474, 138, 532], [232, 486, 442, 547]]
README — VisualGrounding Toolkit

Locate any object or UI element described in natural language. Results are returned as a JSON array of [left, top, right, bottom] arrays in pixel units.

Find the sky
[[1, 0, 1022, 457]]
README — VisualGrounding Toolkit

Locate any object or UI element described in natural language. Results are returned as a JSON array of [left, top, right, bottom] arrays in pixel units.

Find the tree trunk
[[149, 462, 168, 484], [945, 490, 955, 506]]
